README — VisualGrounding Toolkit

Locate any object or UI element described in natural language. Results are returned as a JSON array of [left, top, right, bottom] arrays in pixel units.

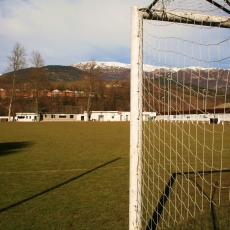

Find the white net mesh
[[132, 0, 230, 229]]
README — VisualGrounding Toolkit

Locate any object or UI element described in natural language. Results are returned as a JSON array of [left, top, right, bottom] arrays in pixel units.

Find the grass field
[[0, 122, 130, 230], [0, 121, 229, 229], [142, 121, 230, 229]]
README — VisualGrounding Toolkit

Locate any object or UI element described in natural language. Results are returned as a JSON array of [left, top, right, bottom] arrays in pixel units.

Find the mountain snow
[[71, 61, 130, 70], [70, 61, 218, 72]]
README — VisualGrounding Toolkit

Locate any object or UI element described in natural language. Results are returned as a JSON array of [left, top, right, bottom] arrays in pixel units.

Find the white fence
[[155, 113, 230, 124]]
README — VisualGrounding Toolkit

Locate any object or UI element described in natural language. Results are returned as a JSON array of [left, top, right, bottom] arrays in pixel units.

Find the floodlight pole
[[130, 6, 143, 230]]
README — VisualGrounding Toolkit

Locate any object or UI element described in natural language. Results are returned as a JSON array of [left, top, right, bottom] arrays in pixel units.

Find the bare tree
[[82, 60, 101, 121], [31, 50, 45, 68], [7, 42, 27, 121], [30, 50, 45, 121]]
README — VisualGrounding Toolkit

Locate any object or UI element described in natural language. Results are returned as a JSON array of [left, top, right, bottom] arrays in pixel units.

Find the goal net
[[130, 1, 230, 229]]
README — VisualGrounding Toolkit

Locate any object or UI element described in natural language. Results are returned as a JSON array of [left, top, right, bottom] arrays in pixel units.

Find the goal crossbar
[[140, 8, 230, 28]]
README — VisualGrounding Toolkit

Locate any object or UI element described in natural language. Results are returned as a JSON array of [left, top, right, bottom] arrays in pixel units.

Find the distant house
[[77, 111, 155, 122], [40, 111, 156, 122], [15, 113, 37, 122], [0, 88, 6, 98], [63, 90, 73, 97], [39, 89, 50, 97], [14, 89, 21, 97], [74, 91, 86, 97], [42, 113, 76, 121], [87, 111, 130, 122], [51, 89, 63, 97]]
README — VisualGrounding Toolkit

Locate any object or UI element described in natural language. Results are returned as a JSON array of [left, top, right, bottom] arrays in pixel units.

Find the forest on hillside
[[0, 63, 131, 116]]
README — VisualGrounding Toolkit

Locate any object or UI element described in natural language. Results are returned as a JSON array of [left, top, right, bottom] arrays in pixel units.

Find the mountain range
[[71, 61, 230, 89]]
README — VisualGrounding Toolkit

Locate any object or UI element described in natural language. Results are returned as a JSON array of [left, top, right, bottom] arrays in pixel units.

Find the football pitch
[[0, 122, 130, 230], [0, 121, 229, 229]]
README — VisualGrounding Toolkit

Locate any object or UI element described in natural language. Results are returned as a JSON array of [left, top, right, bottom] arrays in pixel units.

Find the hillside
[[70, 62, 131, 80], [0, 65, 86, 83], [1, 62, 229, 90]]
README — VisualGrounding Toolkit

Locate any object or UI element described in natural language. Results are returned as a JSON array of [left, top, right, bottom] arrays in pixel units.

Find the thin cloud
[[0, 0, 229, 74], [0, 0, 152, 73]]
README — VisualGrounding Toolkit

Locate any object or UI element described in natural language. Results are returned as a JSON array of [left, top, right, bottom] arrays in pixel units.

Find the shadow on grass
[[0, 157, 121, 213], [146, 169, 230, 230], [0, 142, 33, 156], [146, 173, 177, 230]]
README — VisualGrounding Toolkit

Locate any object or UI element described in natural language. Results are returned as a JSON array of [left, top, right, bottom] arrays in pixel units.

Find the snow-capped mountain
[[70, 61, 218, 73], [70, 61, 229, 88], [70, 61, 131, 80], [71, 61, 131, 70], [71, 61, 163, 72]]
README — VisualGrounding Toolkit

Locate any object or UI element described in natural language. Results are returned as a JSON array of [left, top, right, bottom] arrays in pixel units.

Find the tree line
[[0, 42, 130, 120], [1, 42, 45, 121]]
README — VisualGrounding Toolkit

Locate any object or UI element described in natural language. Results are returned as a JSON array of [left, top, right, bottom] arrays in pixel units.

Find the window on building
[[59, 115, 66, 118], [70, 115, 74, 118], [17, 116, 25, 119]]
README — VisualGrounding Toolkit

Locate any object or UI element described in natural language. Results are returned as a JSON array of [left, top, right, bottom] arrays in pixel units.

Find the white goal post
[[130, 2, 230, 229]]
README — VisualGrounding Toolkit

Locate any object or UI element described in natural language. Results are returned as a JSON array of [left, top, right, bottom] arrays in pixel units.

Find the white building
[[84, 111, 130, 122], [42, 113, 77, 121], [78, 111, 156, 122], [22, 111, 156, 122], [15, 113, 37, 122]]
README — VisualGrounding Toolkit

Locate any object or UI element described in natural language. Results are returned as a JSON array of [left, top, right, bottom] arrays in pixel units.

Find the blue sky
[[0, 0, 152, 74], [0, 0, 229, 74]]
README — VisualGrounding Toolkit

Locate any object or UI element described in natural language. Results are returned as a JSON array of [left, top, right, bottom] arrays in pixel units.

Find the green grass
[[142, 121, 230, 229], [0, 122, 130, 230], [0, 122, 229, 229]]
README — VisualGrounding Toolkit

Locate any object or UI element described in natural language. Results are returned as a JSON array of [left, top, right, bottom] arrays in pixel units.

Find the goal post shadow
[[146, 169, 230, 230]]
